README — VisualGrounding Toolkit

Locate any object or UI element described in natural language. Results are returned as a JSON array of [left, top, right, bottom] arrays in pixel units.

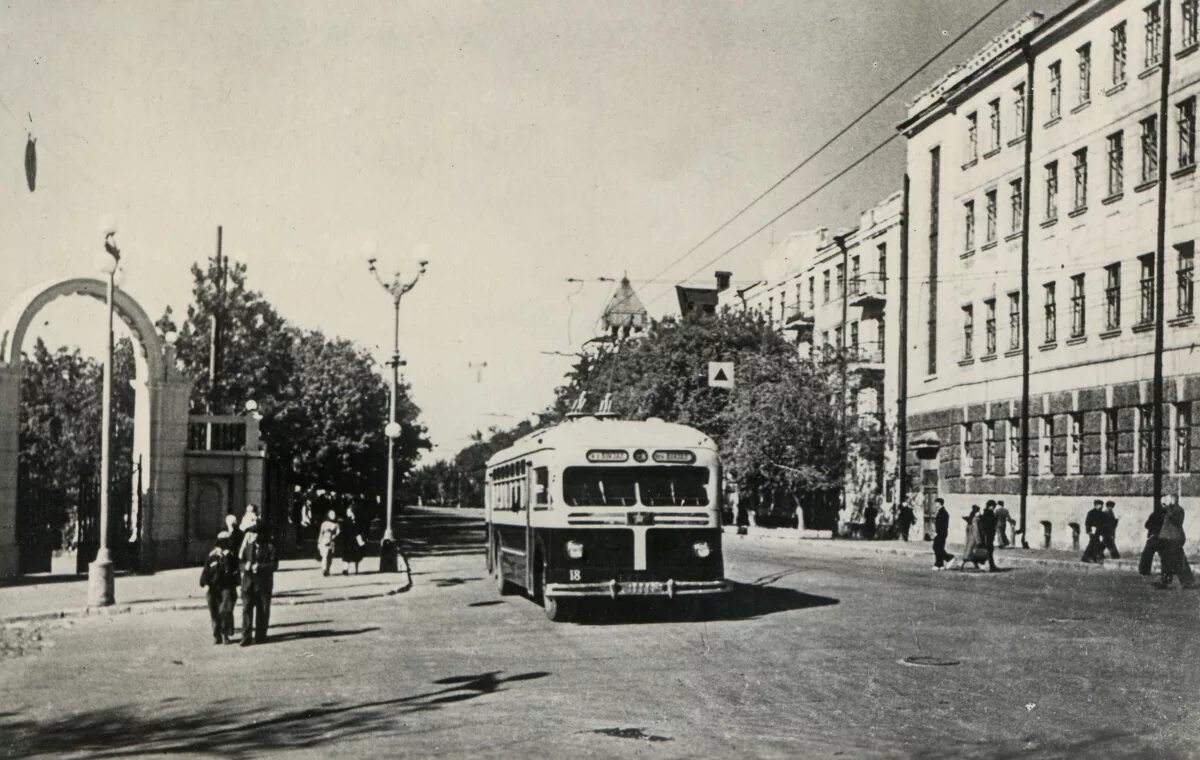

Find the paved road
[[2, 508, 1198, 759]]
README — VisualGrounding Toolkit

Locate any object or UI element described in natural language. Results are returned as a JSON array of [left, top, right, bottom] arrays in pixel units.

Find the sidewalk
[[722, 525, 1198, 573], [0, 559, 410, 625]]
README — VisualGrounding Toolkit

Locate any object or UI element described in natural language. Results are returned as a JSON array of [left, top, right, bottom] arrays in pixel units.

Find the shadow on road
[[0, 671, 551, 759], [909, 730, 1183, 760], [265, 626, 380, 644], [568, 581, 839, 625]]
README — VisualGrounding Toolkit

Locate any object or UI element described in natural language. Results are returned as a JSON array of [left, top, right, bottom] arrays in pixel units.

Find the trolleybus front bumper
[[545, 578, 729, 599]]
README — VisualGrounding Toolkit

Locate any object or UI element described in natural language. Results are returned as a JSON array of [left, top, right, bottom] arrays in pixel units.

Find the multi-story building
[[716, 192, 904, 526], [898, 0, 1199, 549]]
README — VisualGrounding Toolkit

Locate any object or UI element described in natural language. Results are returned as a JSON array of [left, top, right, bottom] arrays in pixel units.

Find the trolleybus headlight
[[693, 541, 712, 558], [566, 540, 585, 559]]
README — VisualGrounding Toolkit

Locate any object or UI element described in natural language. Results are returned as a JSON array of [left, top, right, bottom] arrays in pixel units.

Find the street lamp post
[[88, 218, 121, 607], [368, 245, 429, 572]]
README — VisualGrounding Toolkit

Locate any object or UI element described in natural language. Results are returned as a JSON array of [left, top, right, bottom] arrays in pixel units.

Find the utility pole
[[1018, 39, 1036, 549], [835, 234, 850, 524], [1152, 1, 1173, 511], [897, 175, 910, 525]]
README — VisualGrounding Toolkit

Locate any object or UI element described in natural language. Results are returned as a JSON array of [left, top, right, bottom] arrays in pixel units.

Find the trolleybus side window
[[534, 467, 549, 505]]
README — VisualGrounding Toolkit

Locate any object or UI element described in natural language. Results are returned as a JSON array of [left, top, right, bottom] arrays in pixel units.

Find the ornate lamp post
[[88, 215, 122, 607], [367, 243, 430, 572]]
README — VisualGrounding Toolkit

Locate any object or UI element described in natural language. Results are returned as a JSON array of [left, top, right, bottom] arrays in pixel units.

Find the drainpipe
[[898, 176, 910, 517], [1153, 1, 1173, 511], [835, 234, 850, 520], [1018, 38, 1036, 549]]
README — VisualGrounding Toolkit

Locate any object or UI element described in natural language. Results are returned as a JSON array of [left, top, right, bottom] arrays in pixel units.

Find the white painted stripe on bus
[[632, 526, 648, 571]]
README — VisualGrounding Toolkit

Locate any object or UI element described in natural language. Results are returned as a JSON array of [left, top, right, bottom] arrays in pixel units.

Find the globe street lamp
[[88, 215, 121, 607], [368, 243, 430, 572]]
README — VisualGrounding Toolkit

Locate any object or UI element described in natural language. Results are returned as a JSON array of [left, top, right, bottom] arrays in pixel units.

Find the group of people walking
[[198, 504, 278, 647], [930, 499, 1013, 572], [1139, 499, 1196, 589], [316, 506, 367, 576]]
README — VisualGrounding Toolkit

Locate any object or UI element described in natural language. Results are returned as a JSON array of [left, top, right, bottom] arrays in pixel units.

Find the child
[[199, 531, 238, 644], [317, 510, 340, 577]]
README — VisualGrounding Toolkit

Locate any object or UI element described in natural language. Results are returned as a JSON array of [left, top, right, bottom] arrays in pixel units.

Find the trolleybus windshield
[[563, 466, 709, 507]]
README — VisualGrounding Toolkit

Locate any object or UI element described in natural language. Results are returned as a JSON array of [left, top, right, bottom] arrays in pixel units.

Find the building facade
[[717, 192, 904, 527], [899, 0, 1199, 549]]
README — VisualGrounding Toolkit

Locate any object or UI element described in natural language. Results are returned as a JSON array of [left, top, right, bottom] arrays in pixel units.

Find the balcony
[[783, 299, 815, 342], [847, 341, 885, 372], [849, 273, 887, 307], [187, 414, 262, 453]]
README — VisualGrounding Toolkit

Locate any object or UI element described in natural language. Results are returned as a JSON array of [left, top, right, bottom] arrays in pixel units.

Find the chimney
[[715, 270, 732, 292]]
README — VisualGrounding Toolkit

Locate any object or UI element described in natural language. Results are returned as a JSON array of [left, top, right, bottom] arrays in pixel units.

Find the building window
[[1112, 22, 1127, 85], [1104, 408, 1119, 473], [1070, 274, 1086, 338], [1044, 282, 1057, 344], [878, 243, 887, 288], [985, 189, 997, 243], [1141, 115, 1158, 183], [964, 200, 975, 251], [1145, 2, 1162, 68], [1048, 61, 1062, 120], [1010, 178, 1023, 233], [1137, 404, 1154, 473], [768, 296, 774, 325], [962, 304, 974, 360], [1107, 131, 1124, 197], [1139, 253, 1155, 326], [1105, 262, 1122, 329], [1185, 0, 1199, 49], [1073, 148, 1088, 210], [807, 277, 815, 312], [823, 270, 831, 303], [962, 423, 974, 476], [989, 99, 1001, 152], [1179, 97, 1197, 169], [1039, 416, 1054, 476], [1007, 419, 1021, 474], [851, 255, 861, 295], [1045, 161, 1058, 220], [1014, 82, 1026, 138], [1178, 242, 1195, 317], [983, 420, 995, 474], [1068, 413, 1083, 475], [984, 298, 996, 355], [1077, 44, 1091, 104], [836, 263, 845, 298], [966, 112, 978, 162], [1177, 402, 1193, 473], [1009, 291, 1021, 350], [850, 320, 859, 355]]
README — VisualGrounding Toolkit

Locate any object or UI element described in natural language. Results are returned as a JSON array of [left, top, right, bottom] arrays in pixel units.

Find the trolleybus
[[485, 415, 729, 621]]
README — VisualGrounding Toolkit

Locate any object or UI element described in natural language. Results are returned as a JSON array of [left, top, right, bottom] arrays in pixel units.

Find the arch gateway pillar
[[0, 278, 193, 577]]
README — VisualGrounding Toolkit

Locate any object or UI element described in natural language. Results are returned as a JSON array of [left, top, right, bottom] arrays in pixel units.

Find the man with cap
[[239, 521, 278, 646], [1099, 501, 1120, 559], [931, 498, 954, 570], [978, 501, 1000, 571], [1081, 499, 1106, 563]]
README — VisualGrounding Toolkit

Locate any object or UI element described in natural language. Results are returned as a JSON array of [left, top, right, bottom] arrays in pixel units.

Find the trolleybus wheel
[[540, 557, 570, 622], [495, 540, 515, 596]]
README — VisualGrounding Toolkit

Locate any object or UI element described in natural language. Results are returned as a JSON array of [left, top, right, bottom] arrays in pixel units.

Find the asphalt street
[[2, 508, 1198, 759]]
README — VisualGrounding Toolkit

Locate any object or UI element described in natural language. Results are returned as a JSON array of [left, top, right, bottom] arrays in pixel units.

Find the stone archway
[[0, 278, 193, 577]]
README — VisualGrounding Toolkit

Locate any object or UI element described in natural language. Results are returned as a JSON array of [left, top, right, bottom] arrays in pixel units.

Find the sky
[[0, 0, 1070, 461]]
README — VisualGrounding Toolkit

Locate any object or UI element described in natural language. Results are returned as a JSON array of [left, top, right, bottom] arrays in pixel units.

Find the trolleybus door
[[524, 463, 534, 590]]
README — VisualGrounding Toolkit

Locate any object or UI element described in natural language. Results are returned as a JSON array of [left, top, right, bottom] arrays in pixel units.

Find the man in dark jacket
[[1081, 500, 1106, 563], [978, 502, 1000, 572], [932, 498, 954, 570], [199, 533, 238, 645], [239, 523, 279, 646], [896, 503, 916, 541], [1139, 503, 1166, 576], [1100, 501, 1120, 559], [863, 503, 879, 540]]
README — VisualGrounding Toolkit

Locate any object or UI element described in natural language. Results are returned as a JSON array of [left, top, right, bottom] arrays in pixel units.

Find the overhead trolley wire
[[642, 0, 1017, 291]]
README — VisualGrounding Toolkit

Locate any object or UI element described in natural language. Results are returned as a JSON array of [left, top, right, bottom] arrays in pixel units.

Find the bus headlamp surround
[[693, 541, 712, 559], [566, 540, 585, 559]]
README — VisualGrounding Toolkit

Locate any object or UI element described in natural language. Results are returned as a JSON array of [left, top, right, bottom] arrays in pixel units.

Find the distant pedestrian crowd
[[198, 504, 277, 646]]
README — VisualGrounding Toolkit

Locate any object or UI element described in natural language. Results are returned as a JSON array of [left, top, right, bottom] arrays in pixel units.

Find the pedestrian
[[977, 501, 1000, 572], [931, 498, 954, 570], [896, 502, 915, 542], [239, 522, 278, 646], [1100, 500, 1121, 559], [959, 505, 983, 571], [862, 502, 879, 540], [1157, 499, 1196, 589], [199, 531, 238, 645], [317, 509, 340, 576], [1139, 502, 1165, 576], [341, 505, 366, 575], [1081, 499, 1105, 563], [995, 500, 1013, 548], [240, 503, 259, 532], [225, 514, 244, 556]]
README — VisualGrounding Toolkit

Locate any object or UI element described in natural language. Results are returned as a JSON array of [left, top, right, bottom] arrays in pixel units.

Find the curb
[[0, 574, 413, 627], [723, 527, 1193, 574]]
